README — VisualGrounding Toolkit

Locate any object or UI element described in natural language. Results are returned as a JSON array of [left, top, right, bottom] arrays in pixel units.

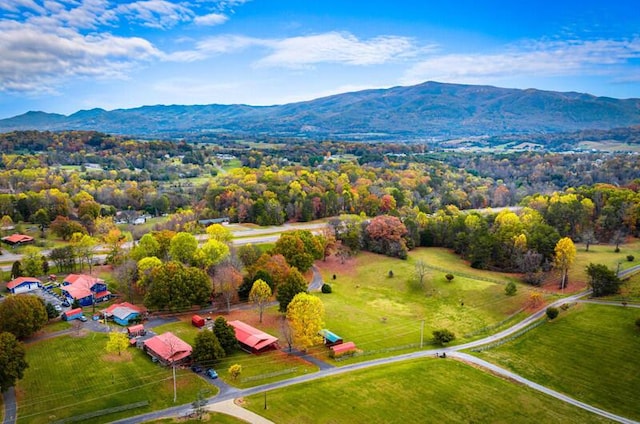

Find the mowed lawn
[[314, 249, 538, 359], [17, 333, 213, 424], [472, 303, 640, 420], [571, 239, 640, 283], [243, 358, 611, 424]]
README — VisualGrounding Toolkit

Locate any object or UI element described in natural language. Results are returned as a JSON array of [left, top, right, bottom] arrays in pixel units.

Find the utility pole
[[420, 319, 424, 348], [173, 364, 177, 403], [264, 391, 267, 410]]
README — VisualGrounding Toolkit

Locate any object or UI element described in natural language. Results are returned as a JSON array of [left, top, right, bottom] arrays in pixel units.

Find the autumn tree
[[213, 263, 242, 313], [0, 332, 28, 392], [273, 230, 323, 272], [130, 233, 160, 261], [554, 237, 576, 290], [276, 268, 308, 312], [237, 243, 262, 268], [249, 279, 272, 323], [32, 208, 50, 237], [192, 329, 225, 365], [286, 293, 325, 351], [205, 223, 232, 243], [103, 228, 128, 265], [49, 246, 75, 273], [363, 215, 409, 259], [50, 215, 87, 240], [106, 332, 130, 356], [196, 239, 229, 271], [212, 317, 239, 354], [0, 295, 48, 339], [70, 233, 97, 273], [228, 364, 242, 380]]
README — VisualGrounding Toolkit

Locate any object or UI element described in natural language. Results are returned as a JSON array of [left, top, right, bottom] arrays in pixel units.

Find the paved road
[[308, 265, 324, 292], [577, 299, 640, 308], [112, 288, 640, 424], [1, 388, 16, 424]]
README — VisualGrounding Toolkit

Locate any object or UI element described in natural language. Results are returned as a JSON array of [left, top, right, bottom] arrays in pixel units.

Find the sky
[[0, 0, 639, 119]]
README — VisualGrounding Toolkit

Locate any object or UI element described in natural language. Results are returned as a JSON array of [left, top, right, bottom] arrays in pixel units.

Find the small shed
[[330, 341, 357, 357], [62, 308, 84, 321], [6, 277, 42, 294], [228, 320, 279, 354], [127, 324, 146, 338], [191, 315, 205, 328], [319, 329, 343, 346], [103, 302, 146, 326]]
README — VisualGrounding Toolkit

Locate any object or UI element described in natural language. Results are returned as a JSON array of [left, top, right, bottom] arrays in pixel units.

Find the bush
[[546, 307, 559, 320], [321, 283, 332, 294], [445, 273, 454, 282], [636, 317, 640, 330], [627, 255, 635, 262], [505, 282, 517, 296], [388, 270, 394, 278], [432, 329, 456, 346]]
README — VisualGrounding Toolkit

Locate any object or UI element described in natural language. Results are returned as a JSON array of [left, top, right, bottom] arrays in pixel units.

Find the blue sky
[[0, 0, 638, 118]]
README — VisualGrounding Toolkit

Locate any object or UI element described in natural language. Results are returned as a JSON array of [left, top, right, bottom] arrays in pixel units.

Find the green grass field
[[243, 358, 611, 423], [571, 240, 640, 283], [313, 249, 538, 362], [17, 333, 213, 424], [145, 413, 246, 424], [471, 303, 640, 421]]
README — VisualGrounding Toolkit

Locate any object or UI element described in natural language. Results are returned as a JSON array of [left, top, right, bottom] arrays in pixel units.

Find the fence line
[[471, 320, 545, 352]]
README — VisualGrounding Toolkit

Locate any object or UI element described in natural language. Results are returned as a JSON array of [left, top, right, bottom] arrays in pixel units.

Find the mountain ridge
[[1, 81, 639, 139]]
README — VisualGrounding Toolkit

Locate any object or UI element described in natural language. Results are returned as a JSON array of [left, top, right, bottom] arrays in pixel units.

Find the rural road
[[112, 288, 639, 424], [1, 388, 16, 424], [308, 265, 324, 292]]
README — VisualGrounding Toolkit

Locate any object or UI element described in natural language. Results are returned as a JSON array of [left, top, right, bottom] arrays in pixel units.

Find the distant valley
[[1, 81, 639, 140]]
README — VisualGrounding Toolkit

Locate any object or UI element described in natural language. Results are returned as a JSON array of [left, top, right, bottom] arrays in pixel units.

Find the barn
[[6, 277, 42, 294], [228, 320, 278, 354], [143, 332, 192, 365]]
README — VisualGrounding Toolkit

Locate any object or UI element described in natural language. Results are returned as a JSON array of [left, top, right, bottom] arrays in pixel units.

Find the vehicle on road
[[205, 369, 218, 379], [79, 315, 88, 322], [191, 365, 203, 374]]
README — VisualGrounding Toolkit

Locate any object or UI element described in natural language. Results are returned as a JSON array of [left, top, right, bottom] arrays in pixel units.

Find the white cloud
[[192, 32, 419, 68], [402, 38, 640, 85], [194, 12, 228, 26], [0, 0, 46, 13], [0, 21, 161, 93], [116, 0, 193, 29]]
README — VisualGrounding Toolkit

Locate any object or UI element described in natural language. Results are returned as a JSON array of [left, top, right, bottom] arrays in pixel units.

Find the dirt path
[[207, 399, 274, 424]]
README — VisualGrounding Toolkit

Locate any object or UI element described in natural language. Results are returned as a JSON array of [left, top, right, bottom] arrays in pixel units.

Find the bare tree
[[280, 315, 294, 353], [581, 228, 597, 252], [415, 260, 428, 289], [213, 263, 242, 313]]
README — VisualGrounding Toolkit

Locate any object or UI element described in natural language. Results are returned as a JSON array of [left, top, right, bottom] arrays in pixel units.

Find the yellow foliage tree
[[554, 237, 576, 290], [106, 332, 130, 356], [286, 293, 324, 351], [249, 279, 272, 323]]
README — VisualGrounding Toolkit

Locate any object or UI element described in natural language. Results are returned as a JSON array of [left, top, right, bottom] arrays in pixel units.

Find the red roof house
[[62, 274, 110, 306], [330, 341, 357, 357], [143, 332, 192, 365], [6, 277, 42, 294], [1, 234, 34, 246], [228, 320, 278, 354], [62, 308, 84, 321], [103, 302, 146, 326]]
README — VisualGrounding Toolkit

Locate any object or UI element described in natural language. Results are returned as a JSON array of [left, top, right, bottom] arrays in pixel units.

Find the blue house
[[6, 277, 42, 294], [61, 274, 110, 307], [104, 302, 146, 326]]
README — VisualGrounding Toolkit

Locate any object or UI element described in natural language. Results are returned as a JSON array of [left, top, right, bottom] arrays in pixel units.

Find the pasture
[[471, 303, 640, 421], [243, 358, 610, 423]]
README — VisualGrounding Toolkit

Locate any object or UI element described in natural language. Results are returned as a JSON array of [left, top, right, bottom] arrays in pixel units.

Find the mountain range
[[1, 81, 639, 139]]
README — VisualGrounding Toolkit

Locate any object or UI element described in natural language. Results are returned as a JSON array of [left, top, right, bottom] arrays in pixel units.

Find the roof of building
[[331, 341, 356, 354], [104, 302, 144, 322], [2, 234, 34, 244], [228, 320, 278, 351], [62, 284, 93, 300], [319, 329, 343, 344], [127, 324, 145, 333], [143, 332, 192, 363], [7, 276, 41, 290], [64, 308, 83, 317], [62, 274, 105, 299]]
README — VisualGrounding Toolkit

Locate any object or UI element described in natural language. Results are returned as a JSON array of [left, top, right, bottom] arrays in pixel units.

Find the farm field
[[243, 358, 611, 423], [312, 249, 541, 363], [471, 303, 640, 421], [571, 240, 640, 281], [16, 333, 213, 424]]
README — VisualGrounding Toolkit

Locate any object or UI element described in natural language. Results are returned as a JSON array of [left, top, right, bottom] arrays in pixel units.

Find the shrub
[[445, 273, 454, 282], [228, 364, 242, 380], [388, 270, 394, 278], [546, 307, 559, 320], [636, 317, 640, 330], [321, 283, 332, 294], [432, 329, 456, 345], [627, 255, 635, 262], [505, 282, 517, 296]]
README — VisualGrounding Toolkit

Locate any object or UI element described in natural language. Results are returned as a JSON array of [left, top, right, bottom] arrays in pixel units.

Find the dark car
[[205, 369, 218, 379], [61, 301, 70, 307], [191, 365, 203, 374]]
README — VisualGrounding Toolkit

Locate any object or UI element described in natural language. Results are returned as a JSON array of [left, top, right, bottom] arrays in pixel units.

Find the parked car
[[205, 369, 218, 379], [191, 365, 203, 374], [79, 315, 88, 322], [54, 305, 62, 312], [61, 301, 70, 307]]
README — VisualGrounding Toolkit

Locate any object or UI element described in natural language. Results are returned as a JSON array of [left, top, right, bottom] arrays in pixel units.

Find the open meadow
[[243, 358, 611, 423], [471, 303, 640, 421], [17, 333, 213, 424]]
